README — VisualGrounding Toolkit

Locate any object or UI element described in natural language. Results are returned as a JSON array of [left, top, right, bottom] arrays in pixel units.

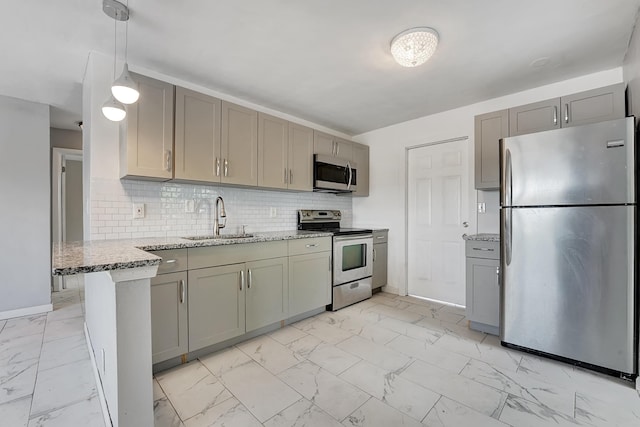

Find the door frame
[[404, 136, 472, 299], [52, 147, 82, 291]]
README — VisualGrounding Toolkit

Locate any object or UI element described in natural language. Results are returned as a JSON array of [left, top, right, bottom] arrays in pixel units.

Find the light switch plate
[[133, 203, 145, 219], [477, 203, 486, 213]]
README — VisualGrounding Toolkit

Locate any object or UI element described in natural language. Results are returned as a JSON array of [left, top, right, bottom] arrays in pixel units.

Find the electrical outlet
[[270, 207, 277, 218], [185, 199, 195, 213], [133, 203, 145, 219], [477, 202, 486, 213]]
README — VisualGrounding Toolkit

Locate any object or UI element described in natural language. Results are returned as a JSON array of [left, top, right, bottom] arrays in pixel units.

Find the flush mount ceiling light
[[390, 27, 439, 67]]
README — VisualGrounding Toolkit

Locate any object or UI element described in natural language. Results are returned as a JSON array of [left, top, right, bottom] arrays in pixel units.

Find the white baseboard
[[0, 304, 52, 321], [84, 323, 113, 427]]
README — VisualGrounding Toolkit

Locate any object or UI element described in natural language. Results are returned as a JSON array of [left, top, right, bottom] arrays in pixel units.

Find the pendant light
[[111, 2, 139, 104]]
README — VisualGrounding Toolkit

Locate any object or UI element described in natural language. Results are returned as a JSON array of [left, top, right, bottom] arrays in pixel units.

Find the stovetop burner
[[297, 210, 372, 236]]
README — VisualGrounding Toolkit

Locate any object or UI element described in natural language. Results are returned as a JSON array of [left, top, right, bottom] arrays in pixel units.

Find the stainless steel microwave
[[313, 154, 357, 193]]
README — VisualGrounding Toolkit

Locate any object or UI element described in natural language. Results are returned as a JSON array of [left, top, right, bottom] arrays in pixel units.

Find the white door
[[407, 138, 470, 305]]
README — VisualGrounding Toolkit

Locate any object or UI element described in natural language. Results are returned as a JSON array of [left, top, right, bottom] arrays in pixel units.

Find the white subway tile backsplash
[[89, 178, 352, 240]]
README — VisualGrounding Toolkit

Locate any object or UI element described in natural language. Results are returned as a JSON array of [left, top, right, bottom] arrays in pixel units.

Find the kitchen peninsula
[[52, 230, 332, 427]]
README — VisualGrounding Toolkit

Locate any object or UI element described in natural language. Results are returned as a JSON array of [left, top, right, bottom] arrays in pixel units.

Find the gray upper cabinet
[[335, 138, 353, 160], [120, 73, 174, 180], [313, 131, 335, 156], [474, 109, 508, 189], [221, 101, 258, 186], [174, 87, 221, 183], [509, 98, 561, 136], [287, 123, 314, 191], [561, 83, 625, 128], [351, 142, 369, 197], [258, 114, 314, 191], [509, 83, 625, 136], [258, 113, 289, 190]]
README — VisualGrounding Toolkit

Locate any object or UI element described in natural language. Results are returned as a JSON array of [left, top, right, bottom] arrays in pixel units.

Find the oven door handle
[[334, 234, 373, 242]]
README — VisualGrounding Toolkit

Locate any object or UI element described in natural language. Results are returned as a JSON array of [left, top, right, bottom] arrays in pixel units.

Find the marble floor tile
[[0, 315, 46, 341], [433, 333, 522, 372], [499, 395, 588, 427], [199, 346, 252, 378], [286, 334, 324, 358], [376, 316, 443, 344], [184, 397, 262, 427], [292, 317, 354, 345], [237, 335, 304, 374], [400, 359, 507, 417], [43, 316, 84, 343], [269, 326, 308, 345], [372, 297, 412, 309], [416, 316, 488, 342], [0, 395, 31, 427], [264, 398, 343, 427], [423, 396, 510, 427], [0, 320, 5, 334], [405, 303, 465, 325], [27, 394, 104, 427], [154, 397, 185, 427], [439, 304, 466, 316], [278, 360, 370, 421], [38, 333, 88, 372], [0, 358, 38, 405], [323, 312, 400, 345], [30, 358, 96, 416], [46, 303, 84, 323], [366, 304, 424, 323], [153, 378, 166, 401], [306, 343, 361, 376], [155, 361, 232, 421], [340, 360, 440, 421], [575, 391, 640, 426], [337, 335, 412, 372], [217, 360, 301, 422], [0, 333, 43, 366], [460, 358, 576, 416], [342, 396, 424, 427], [394, 295, 445, 310], [386, 334, 470, 374]]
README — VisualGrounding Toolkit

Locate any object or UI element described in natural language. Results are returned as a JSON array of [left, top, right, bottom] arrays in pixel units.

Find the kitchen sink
[[182, 234, 255, 241]]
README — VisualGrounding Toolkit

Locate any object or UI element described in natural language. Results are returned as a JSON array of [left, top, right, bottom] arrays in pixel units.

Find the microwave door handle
[[347, 163, 352, 190]]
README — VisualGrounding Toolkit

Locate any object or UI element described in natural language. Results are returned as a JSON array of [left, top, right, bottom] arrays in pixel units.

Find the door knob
[[462, 222, 469, 228]]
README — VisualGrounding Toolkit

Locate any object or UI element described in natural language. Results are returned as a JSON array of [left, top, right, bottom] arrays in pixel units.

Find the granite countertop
[[52, 230, 332, 276], [463, 233, 500, 242]]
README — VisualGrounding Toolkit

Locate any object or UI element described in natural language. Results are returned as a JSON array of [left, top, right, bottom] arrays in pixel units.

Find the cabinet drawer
[[188, 241, 287, 270], [373, 230, 388, 244], [465, 241, 499, 260], [288, 237, 332, 256], [149, 249, 188, 274]]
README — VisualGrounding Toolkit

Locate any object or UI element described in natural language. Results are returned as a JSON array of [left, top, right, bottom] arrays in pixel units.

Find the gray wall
[[0, 95, 51, 314], [51, 127, 82, 150], [624, 13, 640, 119]]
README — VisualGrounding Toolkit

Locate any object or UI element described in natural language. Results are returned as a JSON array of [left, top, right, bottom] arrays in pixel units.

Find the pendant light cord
[[125, 0, 129, 62], [113, 18, 117, 80]]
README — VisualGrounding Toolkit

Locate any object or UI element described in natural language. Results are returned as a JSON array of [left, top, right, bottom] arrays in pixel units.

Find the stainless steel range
[[298, 210, 373, 310]]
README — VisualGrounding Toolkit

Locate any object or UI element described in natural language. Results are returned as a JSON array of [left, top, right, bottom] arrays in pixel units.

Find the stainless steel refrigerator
[[500, 116, 637, 379]]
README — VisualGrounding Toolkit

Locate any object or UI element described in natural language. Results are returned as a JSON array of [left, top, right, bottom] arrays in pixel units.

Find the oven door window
[[342, 243, 366, 271], [316, 162, 347, 184]]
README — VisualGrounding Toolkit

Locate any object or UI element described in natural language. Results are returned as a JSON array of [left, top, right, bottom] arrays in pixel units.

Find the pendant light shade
[[390, 27, 439, 67], [112, 63, 139, 104], [102, 95, 127, 121]]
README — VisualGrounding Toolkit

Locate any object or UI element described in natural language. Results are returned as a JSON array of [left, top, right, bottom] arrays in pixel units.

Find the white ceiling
[[3, 0, 639, 135]]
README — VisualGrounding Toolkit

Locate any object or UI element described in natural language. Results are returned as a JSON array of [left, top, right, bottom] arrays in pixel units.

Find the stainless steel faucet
[[213, 196, 226, 236]]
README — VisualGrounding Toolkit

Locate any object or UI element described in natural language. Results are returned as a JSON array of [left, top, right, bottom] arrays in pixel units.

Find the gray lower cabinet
[[150, 271, 188, 364], [465, 240, 500, 335], [372, 230, 388, 289], [245, 257, 289, 332], [289, 252, 331, 317], [188, 263, 246, 352]]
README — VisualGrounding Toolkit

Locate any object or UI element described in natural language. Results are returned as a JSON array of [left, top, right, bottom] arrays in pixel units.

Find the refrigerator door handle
[[504, 148, 512, 207], [505, 207, 512, 266]]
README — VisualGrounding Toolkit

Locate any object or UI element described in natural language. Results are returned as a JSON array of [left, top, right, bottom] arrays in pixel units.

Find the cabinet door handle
[[224, 159, 229, 177], [305, 244, 318, 248], [165, 150, 172, 172], [496, 266, 500, 286], [239, 270, 244, 291], [248, 269, 252, 289], [179, 279, 185, 304], [216, 158, 220, 177], [376, 236, 385, 239], [332, 141, 337, 156], [336, 143, 340, 156], [329, 256, 332, 272], [163, 259, 177, 264], [373, 248, 376, 261], [564, 104, 569, 123], [553, 106, 558, 125], [284, 167, 288, 184], [289, 169, 293, 185], [472, 247, 494, 252]]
